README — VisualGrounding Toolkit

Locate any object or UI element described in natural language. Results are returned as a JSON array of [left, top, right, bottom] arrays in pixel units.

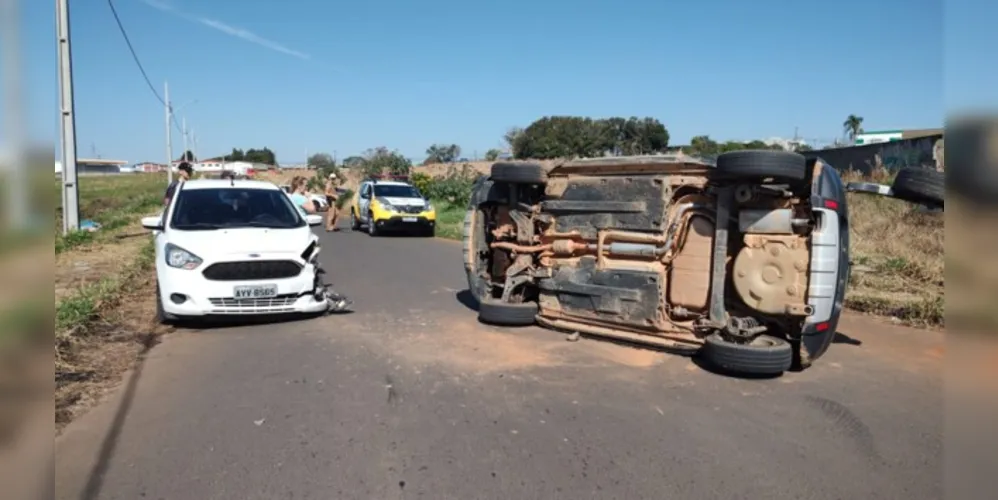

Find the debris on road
[[566, 332, 580, 342], [253, 418, 266, 426]]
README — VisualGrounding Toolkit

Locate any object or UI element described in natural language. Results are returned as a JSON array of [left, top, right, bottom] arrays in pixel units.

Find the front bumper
[[158, 262, 328, 317], [373, 215, 436, 231]]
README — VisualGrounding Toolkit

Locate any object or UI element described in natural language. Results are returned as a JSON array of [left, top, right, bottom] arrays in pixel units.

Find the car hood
[[380, 196, 426, 207], [167, 227, 315, 257]]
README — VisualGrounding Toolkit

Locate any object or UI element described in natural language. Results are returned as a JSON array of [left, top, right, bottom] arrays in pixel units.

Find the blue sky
[[15, 0, 995, 164]]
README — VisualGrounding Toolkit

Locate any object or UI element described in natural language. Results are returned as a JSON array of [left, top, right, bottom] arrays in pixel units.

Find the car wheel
[[463, 179, 496, 302], [155, 283, 175, 325], [367, 213, 379, 236], [891, 167, 944, 208], [350, 210, 361, 231], [715, 150, 807, 182], [477, 299, 538, 326], [490, 162, 548, 184], [700, 333, 793, 376]]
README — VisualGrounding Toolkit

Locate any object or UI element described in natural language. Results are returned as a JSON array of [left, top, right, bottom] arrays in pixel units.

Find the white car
[[141, 179, 332, 322], [279, 184, 329, 211]]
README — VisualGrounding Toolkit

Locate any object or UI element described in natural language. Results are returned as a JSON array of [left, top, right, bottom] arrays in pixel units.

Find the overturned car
[[462, 151, 854, 375]]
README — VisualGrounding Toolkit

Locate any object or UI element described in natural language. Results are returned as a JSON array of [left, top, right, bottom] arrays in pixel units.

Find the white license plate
[[402, 217, 418, 222], [233, 284, 278, 299]]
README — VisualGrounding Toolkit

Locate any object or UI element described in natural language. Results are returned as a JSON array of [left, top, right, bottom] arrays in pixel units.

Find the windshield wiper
[[227, 221, 298, 229], [173, 223, 224, 230]]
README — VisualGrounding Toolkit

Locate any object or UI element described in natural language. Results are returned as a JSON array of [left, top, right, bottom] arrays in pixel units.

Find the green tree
[[179, 150, 195, 162], [424, 144, 462, 164], [308, 152, 336, 169], [360, 147, 411, 177], [222, 148, 245, 161], [484, 148, 501, 161], [689, 135, 719, 156], [843, 115, 864, 142], [510, 116, 670, 159], [244, 147, 277, 165], [342, 156, 365, 168], [308, 152, 339, 180]]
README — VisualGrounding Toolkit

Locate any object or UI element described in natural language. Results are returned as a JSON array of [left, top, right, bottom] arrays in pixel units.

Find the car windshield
[[169, 188, 305, 230], [374, 184, 422, 198]]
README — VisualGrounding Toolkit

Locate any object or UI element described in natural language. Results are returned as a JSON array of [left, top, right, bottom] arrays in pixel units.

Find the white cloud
[[139, 0, 310, 60]]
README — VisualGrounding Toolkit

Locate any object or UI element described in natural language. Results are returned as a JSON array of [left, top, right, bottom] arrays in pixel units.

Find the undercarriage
[[463, 151, 851, 375]]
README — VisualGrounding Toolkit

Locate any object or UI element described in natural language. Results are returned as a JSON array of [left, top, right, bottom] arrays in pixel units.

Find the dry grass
[[53, 174, 173, 429], [841, 168, 944, 327]]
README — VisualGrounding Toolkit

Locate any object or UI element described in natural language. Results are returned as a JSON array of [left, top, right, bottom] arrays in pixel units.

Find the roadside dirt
[[54, 228, 149, 302]]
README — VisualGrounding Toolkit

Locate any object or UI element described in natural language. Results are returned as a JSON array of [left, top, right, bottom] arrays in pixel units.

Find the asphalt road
[[55, 227, 945, 500]]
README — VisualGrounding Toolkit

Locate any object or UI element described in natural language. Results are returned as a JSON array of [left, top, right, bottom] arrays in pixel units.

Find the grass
[[54, 173, 167, 253], [431, 168, 944, 328], [53, 174, 169, 427], [841, 168, 943, 327], [434, 201, 466, 240]]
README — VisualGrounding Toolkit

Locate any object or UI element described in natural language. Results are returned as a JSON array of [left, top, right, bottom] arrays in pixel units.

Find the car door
[[359, 182, 372, 221]]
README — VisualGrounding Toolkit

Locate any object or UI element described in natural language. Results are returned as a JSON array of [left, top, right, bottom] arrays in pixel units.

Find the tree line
[[302, 112, 868, 175]]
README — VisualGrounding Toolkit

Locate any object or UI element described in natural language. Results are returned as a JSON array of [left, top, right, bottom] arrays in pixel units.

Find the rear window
[[169, 188, 305, 230]]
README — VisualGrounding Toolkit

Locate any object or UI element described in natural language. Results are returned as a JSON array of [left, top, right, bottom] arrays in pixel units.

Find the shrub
[[422, 164, 479, 206]]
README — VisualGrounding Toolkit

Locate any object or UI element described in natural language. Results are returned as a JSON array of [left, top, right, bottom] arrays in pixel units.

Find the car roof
[[180, 179, 281, 191], [367, 180, 411, 187]]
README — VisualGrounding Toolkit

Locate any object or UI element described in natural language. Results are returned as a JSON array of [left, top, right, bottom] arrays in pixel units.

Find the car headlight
[[424, 200, 434, 212], [376, 197, 394, 212], [165, 243, 203, 270]]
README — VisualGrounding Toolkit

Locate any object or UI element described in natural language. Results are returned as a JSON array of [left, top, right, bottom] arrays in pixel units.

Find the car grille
[[399, 205, 423, 214], [202, 260, 302, 281], [208, 294, 299, 314]]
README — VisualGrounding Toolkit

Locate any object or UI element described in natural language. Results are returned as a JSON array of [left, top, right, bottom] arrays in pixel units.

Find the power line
[[106, 0, 163, 105], [106, 0, 185, 144]]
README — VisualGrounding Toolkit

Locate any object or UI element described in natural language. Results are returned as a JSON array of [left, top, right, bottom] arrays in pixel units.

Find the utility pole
[[182, 115, 188, 162], [56, 0, 80, 233], [164, 81, 173, 183], [192, 130, 198, 164]]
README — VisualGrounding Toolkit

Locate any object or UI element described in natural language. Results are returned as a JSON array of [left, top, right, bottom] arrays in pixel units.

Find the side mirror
[[305, 214, 323, 226], [141, 215, 164, 231]]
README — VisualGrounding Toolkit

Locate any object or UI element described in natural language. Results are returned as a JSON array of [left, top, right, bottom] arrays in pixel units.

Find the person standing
[[324, 173, 340, 232], [288, 177, 317, 216], [164, 162, 193, 205]]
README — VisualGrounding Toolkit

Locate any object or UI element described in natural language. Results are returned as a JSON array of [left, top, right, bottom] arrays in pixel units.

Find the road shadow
[[78, 332, 160, 500], [175, 311, 352, 331], [455, 290, 479, 312], [833, 331, 863, 346]]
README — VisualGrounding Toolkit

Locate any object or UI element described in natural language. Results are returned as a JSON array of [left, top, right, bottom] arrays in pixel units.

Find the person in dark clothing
[[164, 162, 194, 205]]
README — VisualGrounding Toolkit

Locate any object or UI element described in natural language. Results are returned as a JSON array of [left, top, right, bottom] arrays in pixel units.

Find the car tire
[[478, 299, 538, 326], [715, 150, 808, 182], [463, 178, 496, 302], [155, 283, 176, 325], [367, 213, 380, 236], [891, 167, 944, 208], [422, 226, 435, 237], [491, 162, 548, 184], [350, 210, 361, 231], [700, 333, 793, 376]]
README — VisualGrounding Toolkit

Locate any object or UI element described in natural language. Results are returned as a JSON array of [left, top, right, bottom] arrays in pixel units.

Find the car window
[[361, 184, 371, 197], [169, 188, 305, 230], [374, 184, 422, 198]]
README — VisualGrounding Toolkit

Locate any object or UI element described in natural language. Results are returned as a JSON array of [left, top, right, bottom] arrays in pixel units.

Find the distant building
[[54, 158, 130, 175], [855, 128, 943, 145]]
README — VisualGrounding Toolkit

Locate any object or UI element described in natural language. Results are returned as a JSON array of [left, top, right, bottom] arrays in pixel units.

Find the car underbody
[[463, 151, 852, 374]]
